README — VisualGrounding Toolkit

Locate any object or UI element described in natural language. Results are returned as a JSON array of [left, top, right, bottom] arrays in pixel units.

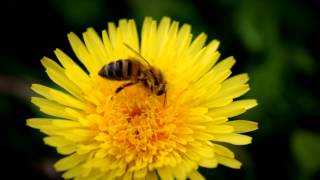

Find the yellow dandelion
[[27, 17, 258, 180]]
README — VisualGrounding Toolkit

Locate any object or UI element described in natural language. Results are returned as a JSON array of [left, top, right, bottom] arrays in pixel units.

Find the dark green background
[[1, 0, 319, 179]]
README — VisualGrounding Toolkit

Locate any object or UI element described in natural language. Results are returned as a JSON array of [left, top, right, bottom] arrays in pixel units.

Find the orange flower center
[[94, 82, 191, 169]]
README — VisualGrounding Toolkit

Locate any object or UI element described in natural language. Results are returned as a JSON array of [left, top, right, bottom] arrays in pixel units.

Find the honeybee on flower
[[27, 17, 258, 180], [98, 43, 167, 101]]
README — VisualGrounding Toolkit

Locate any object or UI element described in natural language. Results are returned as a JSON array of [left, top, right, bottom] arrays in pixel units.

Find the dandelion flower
[[27, 17, 258, 180]]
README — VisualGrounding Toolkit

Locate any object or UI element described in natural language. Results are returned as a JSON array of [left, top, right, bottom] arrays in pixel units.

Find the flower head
[[27, 17, 258, 180]]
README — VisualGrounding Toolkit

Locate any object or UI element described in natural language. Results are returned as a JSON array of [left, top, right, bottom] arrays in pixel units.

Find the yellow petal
[[26, 118, 52, 128], [222, 73, 249, 88], [225, 120, 258, 133], [53, 129, 94, 142], [190, 41, 220, 82], [208, 107, 246, 118], [95, 149, 108, 159], [54, 49, 92, 91], [174, 24, 192, 68], [83, 28, 108, 67], [188, 33, 207, 57], [122, 172, 132, 180], [141, 17, 157, 61], [128, 19, 139, 52], [191, 60, 233, 95], [57, 145, 77, 155], [212, 56, 236, 74], [118, 19, 139, 56], [213, 84, 250, 100], [52, 120, 82, 128], [154, 17, 171, 66], [189, 142, 214, 158], [54, 153, 86, 171], [108, 22, 125, 58], [177, 33, 208, 82], [117, 19, 131, 58], [31, 97, 78, 120], [208, 99, 257, 118], [213, 144, 235, 158], [156, 20, 179, 68], [157, 167, 174, 180], [67, 32, 95, 73], [77, 144, 99, 154], [134, 167, 148, 178], [194, 68, 231, 101], [31, 84, 89, 111], [205, 125, 234, 134], [201, 96, 233, 109], [216, 155, 242, 169], [212, 133, 252, 145], [188, 170, 205, 180], [40, 57, 82, 98], [193, 132, 214, 141], [102, 30, 116, 61], [73, 129, 96, 137], [44, 136, 72, 147], [62, 165, 83, 179], [28, 118, 80, 131], [231, 99, 258, 110], [172, 162, 188, 180], [54, 48, 79, 70], [188, 107, 208, 116], [199, 157, 218, 168]]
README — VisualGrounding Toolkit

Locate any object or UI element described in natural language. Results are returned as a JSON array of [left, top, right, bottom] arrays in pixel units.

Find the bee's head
[[155, 83, 166, 96], [148, 68, 166, 96]]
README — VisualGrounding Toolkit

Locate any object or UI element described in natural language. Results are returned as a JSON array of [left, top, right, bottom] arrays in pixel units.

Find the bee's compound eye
[[156, 89, 164, 96]]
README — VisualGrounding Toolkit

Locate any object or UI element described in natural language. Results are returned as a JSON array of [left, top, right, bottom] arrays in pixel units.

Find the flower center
[[99, 84, 176, 151], [94, 80, 192, 170]]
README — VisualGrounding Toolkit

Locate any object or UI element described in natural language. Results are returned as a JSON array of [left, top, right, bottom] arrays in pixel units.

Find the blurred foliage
[[292, 130, 320, 179], [1, 0, 320, 179]]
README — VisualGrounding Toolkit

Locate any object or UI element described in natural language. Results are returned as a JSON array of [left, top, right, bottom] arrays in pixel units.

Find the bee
[[98, 44, 167, 102]]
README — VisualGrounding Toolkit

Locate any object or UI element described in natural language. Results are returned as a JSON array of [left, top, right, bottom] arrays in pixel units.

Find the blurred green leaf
[[234, 0, 278, 53], [48, 0, 105, 28], [292, 130, 320, 179], [290, 46, 316, 75]]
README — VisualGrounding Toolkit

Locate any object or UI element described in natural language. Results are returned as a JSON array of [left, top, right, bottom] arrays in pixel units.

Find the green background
[[1, 0, 319, 179]]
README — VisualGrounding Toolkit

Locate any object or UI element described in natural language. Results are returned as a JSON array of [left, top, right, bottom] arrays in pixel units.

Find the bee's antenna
[[123, 43, 152, 67]]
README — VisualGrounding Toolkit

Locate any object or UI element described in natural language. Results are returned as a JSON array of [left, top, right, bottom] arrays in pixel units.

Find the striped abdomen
[[98, 59, 141, 81]]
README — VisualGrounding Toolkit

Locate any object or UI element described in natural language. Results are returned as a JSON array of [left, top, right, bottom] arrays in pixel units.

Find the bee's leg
[[163, 90, 167, 107], [115, 81, 138, 94]]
